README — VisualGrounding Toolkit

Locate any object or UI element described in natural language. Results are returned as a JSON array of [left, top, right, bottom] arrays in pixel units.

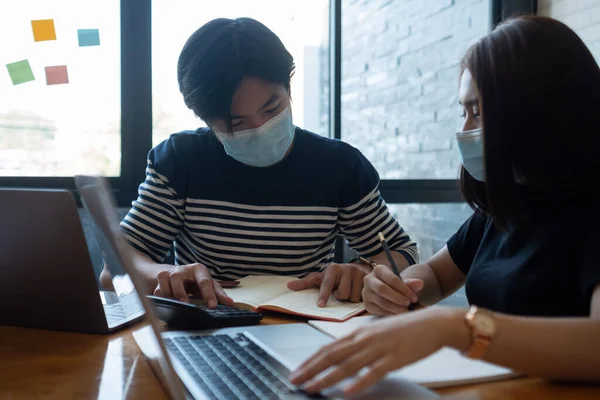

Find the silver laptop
[[0, 188, 144, 334], [76, 175, 438, 400]]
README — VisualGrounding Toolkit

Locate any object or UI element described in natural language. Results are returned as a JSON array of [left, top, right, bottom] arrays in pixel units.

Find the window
[[388, 203, 473, 261], [0, 0, 121, 177], [1, 0, 531, 234], [389, 203, 472, 306], [538, 0, 600, 62], [340, 0, 490, 180], [151, 0, 330, 146]]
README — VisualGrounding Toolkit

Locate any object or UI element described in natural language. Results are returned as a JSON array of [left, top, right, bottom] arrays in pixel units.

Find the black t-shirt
[[447, 210, 600, 317]]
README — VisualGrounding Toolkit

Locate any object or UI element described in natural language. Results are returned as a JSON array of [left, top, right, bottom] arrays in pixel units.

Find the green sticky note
[[6, 60, 35, 85]]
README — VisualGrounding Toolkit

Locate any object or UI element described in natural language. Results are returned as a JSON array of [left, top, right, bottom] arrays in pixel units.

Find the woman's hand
[[289, 307, 464, 395], [362, 264, 424, 315]]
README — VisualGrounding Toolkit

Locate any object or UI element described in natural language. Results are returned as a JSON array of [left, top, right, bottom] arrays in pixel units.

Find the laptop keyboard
[[103, 293, 144, 325], [164, 334, 310, 399], [103, 303, 127, 324]]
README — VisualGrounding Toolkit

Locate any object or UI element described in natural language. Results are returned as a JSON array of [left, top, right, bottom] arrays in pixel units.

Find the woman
[[102, 18, 418, 308], [289, 16, 600, 395]]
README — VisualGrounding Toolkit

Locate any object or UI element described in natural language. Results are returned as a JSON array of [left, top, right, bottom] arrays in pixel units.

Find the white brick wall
[[341, 0, 490, 180], [337, 0, 486, 262], [538, 0, 600, 62]]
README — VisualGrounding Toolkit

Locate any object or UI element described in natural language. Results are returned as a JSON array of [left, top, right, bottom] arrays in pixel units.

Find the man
[[101, 17, 418, 308]]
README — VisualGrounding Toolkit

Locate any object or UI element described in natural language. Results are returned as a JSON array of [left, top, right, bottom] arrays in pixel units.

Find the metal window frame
[[491, 0, 537, 27], [330, 0, 536, 261], [0, 0, 536, 211], [329, 0, 537, 210], [0, 0, 152, 207]]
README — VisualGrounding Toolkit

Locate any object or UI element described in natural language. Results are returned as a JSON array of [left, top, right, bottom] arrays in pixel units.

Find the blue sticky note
[[77, 29, 100, 47]]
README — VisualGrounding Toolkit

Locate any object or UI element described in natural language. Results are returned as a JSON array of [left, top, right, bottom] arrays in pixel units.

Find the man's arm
[[99, 249, 172, 294]]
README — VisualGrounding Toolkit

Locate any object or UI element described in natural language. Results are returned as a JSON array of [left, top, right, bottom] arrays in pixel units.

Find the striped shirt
[[121, 128, 418, 280]]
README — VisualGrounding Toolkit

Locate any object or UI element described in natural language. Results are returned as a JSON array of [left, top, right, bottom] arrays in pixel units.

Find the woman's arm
[[399, 245, 466, 305], [447, 283, 600, 382], [290, 284, 600, 395]]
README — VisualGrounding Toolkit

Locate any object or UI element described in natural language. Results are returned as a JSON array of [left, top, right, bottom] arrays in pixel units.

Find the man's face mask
[[215, 107, 295, 167]]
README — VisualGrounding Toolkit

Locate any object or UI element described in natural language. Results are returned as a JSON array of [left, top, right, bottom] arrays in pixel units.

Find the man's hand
[[153, 263, 239, 308], [287, 263, 371, 307]]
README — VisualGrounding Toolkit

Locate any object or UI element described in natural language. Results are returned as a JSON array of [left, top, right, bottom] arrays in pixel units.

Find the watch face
[[474, 314, 496, 336]]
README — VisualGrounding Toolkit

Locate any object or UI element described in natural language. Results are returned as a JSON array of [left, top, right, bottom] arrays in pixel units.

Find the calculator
[[147, 295, 263, 330]]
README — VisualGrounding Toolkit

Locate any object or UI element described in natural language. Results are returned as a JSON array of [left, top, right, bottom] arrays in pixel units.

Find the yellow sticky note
[[31, 19, 56, 42]]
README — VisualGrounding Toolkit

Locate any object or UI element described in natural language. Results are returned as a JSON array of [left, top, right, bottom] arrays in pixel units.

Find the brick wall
[[341, 0, 490, 180], [538, 0, 600, 61], [337, 0, 488, 267]]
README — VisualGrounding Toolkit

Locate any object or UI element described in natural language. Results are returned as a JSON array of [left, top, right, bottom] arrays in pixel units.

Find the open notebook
[[309, 315, 521, 388], [222, 275, 365, 322]]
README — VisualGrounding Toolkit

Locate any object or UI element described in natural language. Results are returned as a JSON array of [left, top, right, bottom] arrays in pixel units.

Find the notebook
[[309, 315, 521, 388], [221, 275, 365, 322]]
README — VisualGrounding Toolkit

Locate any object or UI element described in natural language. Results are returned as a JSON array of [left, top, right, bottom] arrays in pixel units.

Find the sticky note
[[77, 29, 100, 47], [6, 60, 35, 85], [31, 19, 57, 42], [45, 65, 69, 85]]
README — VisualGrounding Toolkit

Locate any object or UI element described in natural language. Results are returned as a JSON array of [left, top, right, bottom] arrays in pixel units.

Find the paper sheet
[[309, 316, 520, 388], [224, 275, 364, 320]]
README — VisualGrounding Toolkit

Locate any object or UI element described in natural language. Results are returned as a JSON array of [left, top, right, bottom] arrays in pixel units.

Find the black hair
[[177, 18, 295, 131], [459, 15, 600, 229]]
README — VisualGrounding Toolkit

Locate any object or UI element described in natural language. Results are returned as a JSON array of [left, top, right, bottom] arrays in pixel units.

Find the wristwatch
[[463, 305, 498, 359], [348, 256, 378, 271]]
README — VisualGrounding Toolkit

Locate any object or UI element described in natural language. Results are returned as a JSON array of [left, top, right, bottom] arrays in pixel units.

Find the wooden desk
[[1, 313, 600, 400]]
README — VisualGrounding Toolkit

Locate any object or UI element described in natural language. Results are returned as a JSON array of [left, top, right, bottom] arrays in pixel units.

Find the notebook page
[[261, 287, 365, 320], [309, 316, 380, 338], [223, 275, 295, 308]]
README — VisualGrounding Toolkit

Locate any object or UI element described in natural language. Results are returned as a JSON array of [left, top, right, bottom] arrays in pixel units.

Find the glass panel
[[389, 202, 473, 306], [152, 0, 330, 146], [341, 0, 490, 179], [0, 1, 121, 176], [388, 202, 472, 261], [538, 0, 600, 62]]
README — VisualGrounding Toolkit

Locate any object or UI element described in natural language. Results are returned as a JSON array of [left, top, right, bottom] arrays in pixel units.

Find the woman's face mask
[[457, 69, 484, 181], [215, 106, 295, 167], [455, 128, 484, 181]]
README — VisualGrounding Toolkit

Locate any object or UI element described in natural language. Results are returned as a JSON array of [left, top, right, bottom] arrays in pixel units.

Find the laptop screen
[[75, 175, 186, 400], [79, 180, 140, 314]]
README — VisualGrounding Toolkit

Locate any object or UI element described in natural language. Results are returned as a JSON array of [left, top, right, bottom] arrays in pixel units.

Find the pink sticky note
[[45, 65, 69, 85]]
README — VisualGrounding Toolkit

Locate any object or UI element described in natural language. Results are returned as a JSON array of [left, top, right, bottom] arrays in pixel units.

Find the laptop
[[0, 188, 144, 334], [76, 175, 439, 400]]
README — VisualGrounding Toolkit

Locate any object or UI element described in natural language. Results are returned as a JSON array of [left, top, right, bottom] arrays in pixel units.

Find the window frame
[[0, 0, 535, 210], [0, 0, 152, 207], [330, 0, 537, 209]]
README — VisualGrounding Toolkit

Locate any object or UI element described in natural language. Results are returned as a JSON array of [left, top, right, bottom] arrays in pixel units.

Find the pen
[[378, 232, 418, 310], [378, 232, 401, 277]]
